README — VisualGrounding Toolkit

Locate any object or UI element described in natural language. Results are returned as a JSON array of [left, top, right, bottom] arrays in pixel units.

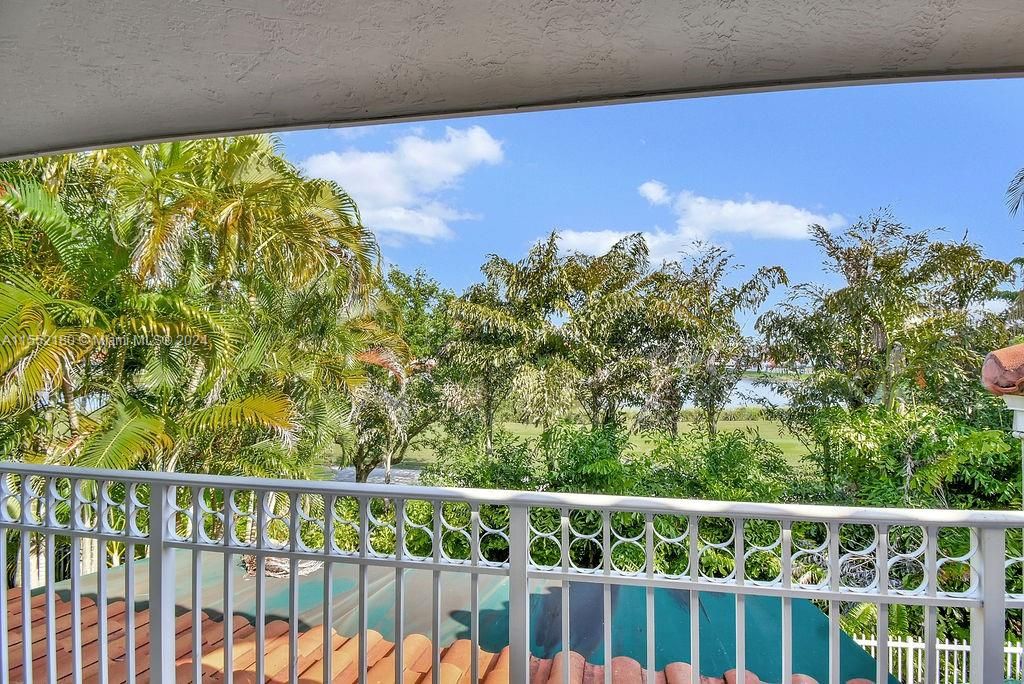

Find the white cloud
[[558, 183, 845, 262], [302, 126, 503, 242], [558, 227, 684, 263], [673, 190, 845, 240], [638, 180, 670, 205], [558, 229, 637, 256]]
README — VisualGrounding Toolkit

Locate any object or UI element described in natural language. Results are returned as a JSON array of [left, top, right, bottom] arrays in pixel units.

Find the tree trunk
[[245, 491, 258, 545], [483, 388, 495, 457], [60, 366, 80, 438], [700, 389, 717, 436], [669, 405, 680, 438], [355, 452, 372, 483], [185, 360, 206, 396], [602, 400, 617, 430]]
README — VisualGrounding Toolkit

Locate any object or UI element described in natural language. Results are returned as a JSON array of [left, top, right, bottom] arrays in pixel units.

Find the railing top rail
[[3, 461, 1024, 527]]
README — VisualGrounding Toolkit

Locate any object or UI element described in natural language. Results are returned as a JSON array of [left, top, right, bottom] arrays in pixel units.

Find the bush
[[801, 403, 1016, 508], [648, 429, 795, 503], [539, 423, 638, 495], [420, 428, 536, 490]]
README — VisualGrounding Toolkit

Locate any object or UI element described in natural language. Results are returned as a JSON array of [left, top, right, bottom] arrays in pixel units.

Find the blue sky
[[282, 78, 1024, 301]]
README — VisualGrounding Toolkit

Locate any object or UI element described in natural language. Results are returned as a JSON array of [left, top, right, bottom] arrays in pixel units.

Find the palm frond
[[75, 409, 172, 470], [183, 392, 296, 439], [1008, 167, 1024, 217], [0, 173, 79, 267]]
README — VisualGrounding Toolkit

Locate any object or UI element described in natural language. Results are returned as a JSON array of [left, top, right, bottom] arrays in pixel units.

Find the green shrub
[[648, 429, 795, 503], [421, 428, 537, 490], [801, 403, 1016, 509], [539, 423, 637, 495]]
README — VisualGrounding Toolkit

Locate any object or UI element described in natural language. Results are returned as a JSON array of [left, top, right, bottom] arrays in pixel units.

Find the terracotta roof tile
[[664, 661, 692, 684], [546, 650, 586, 684], [436, 661, 465, 683], [4, 592, 867, 684], [472, 645, 498, 681], [609, 655, 643, 684], [441, 638, 473, 674], [482, 646, 511, 684], [725, 668, 761, 684], [532, 653, 553, 683], [402, 633, 433, 671]]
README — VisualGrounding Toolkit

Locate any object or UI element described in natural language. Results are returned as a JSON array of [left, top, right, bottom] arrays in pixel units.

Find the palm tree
[[1008, 167, 1024, 218], [0, 137, 392, 478]]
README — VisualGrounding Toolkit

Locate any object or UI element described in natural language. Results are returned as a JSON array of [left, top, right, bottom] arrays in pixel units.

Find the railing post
[[971, 527, 1005, 683], [509, 505, 530, 683], [148, 482, 176, 682]]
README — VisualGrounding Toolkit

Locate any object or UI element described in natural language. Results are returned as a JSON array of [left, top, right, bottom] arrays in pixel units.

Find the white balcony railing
[[1, 462, 1023, 683]]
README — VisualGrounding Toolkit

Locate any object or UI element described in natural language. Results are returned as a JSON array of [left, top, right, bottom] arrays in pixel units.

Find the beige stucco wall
[[2, 1, 1023, 159]]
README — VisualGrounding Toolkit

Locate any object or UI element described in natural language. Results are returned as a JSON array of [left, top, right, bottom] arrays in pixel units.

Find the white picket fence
[[854, 635, 1024, 683]]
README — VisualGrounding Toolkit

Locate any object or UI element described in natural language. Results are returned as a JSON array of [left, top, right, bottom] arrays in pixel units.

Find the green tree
[[642, 245, 785, 436], [449, 232, 666, 444], [446, 234, 563, 452], [0, 137, 388, 479], [557, 234, 660, 430], [758, 212, 1013, 496], [759, 213, 1009, 411], [339, 268, 471, 482]]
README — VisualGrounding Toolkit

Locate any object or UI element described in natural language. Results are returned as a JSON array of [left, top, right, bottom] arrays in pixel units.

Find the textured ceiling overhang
[[2, 0, 1023, 160]]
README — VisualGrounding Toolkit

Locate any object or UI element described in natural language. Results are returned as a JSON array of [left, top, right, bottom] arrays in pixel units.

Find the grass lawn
[[400, 418, 809, 470], [698, 419, 809, 466]]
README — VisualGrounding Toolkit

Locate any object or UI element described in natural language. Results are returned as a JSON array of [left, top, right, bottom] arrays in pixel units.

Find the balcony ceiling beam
[[2, 0, 1024, 160]]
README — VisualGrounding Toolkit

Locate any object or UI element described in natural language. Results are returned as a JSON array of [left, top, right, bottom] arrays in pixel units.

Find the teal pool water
[[527, 581, 893, 683], [58, 552, 893, 683]]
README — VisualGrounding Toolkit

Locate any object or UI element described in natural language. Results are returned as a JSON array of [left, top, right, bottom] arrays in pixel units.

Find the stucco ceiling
[[2, 0, 1023, 160]]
